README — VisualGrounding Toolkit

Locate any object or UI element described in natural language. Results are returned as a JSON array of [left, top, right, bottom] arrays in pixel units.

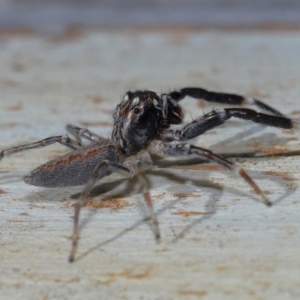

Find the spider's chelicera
[[0, 87, 296, 262]]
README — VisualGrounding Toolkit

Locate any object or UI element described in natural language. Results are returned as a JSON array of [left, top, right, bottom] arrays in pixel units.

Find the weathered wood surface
[[0, 29, 300, 299]]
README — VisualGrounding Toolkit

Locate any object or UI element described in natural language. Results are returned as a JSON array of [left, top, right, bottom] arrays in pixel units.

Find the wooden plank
[[1, 29, 300, 299]]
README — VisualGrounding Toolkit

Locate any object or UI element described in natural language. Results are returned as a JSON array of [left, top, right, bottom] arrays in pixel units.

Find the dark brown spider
[[0, 87, 296, 262]]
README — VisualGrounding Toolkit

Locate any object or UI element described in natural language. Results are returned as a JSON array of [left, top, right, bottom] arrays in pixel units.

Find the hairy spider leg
[[168, 87, 285, 117], [69, 159, 160, 263], [69, 160, 132, 262], [151, 143, 271, 206], [0, 135, 81, 162], [158, 108, 295, 142]]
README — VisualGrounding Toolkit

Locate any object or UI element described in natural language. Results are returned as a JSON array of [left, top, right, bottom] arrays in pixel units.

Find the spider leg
[[69, 160, 131, 263], [66, 124, 103, 144], [158, 108, 295, 142], [151, 143, 271, 206], [168, 87, 284, 117], [0, 136, 81, 162]]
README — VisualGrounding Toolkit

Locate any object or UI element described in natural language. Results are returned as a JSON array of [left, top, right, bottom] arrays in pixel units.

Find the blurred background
[[0, 0, 300, 31]]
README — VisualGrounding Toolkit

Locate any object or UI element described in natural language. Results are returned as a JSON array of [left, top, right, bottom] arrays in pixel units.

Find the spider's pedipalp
[[66, 124, 103, 143]]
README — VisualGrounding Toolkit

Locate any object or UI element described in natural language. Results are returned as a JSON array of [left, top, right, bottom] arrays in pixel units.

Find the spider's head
[[113, 90, 163, 156]]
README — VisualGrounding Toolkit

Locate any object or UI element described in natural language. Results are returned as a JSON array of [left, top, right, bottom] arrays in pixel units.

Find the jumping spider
[[0, 87, 296, 262]]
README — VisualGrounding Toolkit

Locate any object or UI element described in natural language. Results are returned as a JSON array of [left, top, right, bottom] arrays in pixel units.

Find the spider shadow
[[152, 152, 297, 203], [72, 168, 220, 237], [171, 192, 218, 244], [149, 169, 223, 243], [208, 124, 294, 157], [0, 171, 26, 185], [168, 174, 298, 244], [73, 177, 140, 231], [75, 164, 292, 262], [22, 152, 296, 261], [211, 125, 300, 204], [75, 170, 225, 262], [216, 124, 300, 204], [5, 129, 297, 262], [149, 167, 297, 242]]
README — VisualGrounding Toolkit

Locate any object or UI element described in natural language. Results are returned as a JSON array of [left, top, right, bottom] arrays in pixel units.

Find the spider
[[0, 87, 296, 262]]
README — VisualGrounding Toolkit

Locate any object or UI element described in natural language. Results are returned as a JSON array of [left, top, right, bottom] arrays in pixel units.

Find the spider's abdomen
[[24, 140, 119, 187]]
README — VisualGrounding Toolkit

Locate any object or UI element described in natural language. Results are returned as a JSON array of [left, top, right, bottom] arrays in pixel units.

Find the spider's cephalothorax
[[0, 86, 297, 262], [112, 90, 164, 156]]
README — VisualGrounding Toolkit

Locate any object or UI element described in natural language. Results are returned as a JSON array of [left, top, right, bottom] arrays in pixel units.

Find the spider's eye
[[133, 108, 140, 114]]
